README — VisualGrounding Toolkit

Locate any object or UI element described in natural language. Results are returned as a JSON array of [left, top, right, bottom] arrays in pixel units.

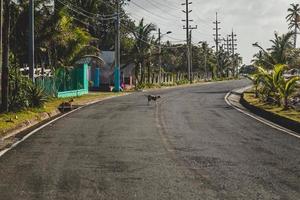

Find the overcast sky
[[125, 0, 295, 64]]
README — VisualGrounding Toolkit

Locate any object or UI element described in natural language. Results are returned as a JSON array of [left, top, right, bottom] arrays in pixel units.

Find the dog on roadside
[[59, 99, 74, 112], [147, 95, 161, 105]]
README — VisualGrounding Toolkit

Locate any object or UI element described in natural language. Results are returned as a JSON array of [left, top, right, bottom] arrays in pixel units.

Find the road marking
[[225, 91, 300, 139], [0, 94, 131, 158]]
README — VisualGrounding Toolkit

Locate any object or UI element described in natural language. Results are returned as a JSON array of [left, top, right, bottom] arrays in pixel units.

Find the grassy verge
[[243, 92, 300, 123], [0, 92, 126, 136]]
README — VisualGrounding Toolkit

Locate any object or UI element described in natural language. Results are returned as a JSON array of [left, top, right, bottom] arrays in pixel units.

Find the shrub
[[8, 69, 30, 111], [250, 64, 300, 109], [176, 79, 189, 85], [26, 84, 48, 108], [7, 68, 49, 112]]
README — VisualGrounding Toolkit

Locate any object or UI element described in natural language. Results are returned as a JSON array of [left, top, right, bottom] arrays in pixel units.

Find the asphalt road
[[0, 80, 299, 200]]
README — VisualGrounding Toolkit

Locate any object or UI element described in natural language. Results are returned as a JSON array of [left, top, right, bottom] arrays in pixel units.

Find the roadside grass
[[244, 92, 300, 123], [0, 92, 126, 136]]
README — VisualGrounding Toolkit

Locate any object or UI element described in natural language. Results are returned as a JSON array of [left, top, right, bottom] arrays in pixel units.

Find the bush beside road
[[243, 92, 300, 123]]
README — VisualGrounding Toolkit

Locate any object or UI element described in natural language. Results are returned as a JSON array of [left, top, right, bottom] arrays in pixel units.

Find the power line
[[136, 0, 182, 19], [164, 35, 185, 42], [60, 0, 117, 18], [120, 23, 184, 49], [56, 0, 116, 21], [130, 1, 173, 21], [150, 0, 181, 10]]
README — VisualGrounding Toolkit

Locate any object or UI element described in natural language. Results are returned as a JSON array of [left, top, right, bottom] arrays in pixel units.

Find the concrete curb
[[225, 86, 300, 139], [240, 93, 300, 134]]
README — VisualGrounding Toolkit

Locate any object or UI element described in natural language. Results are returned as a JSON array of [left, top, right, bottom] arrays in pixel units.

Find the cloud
[[126, 0, 293, 64]]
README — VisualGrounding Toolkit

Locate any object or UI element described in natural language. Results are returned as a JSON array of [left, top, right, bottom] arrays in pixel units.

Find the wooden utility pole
[[1, 0, 9, 112], [113, 0, 121, 92], [229, 29, 237, 76], [29, 0, 34, 82], [213, 12, 221, 77], [213, 13, 221, 53], [0, 0, 3, 106], [182, 0, 197, 83], [158, 28, 162, 84]]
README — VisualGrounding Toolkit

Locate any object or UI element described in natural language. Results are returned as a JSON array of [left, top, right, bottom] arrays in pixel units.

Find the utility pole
[[223, 36, 230, 53], [182, 0, 197, 83], [1, 0, 9, 112], [213, 12, 221, 53], [113, 0, 130, 91], [113, 0, 121, 92], [29, 0, 34, 82], [213, 12, 221, 77], [158, 28, 162, 84], [229, 29, 237, 77], [189, 30, 193, 81], [0, 0, 3, 104]]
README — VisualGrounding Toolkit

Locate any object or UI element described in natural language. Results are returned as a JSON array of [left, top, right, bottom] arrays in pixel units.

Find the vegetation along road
[[0, 80, 299, 200]]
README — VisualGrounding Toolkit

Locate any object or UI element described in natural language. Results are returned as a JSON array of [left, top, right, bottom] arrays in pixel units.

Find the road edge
[[225, 87, 300, 139], [0, 93, 131, 158]]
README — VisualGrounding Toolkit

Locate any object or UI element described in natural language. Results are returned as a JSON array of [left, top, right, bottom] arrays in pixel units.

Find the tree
[[269, 32, 293, 64], [252, 32, 294, 68], [286, 3, 300, 48], [250, 64, 300, 109], [130, 18, 156, 84], [272, 64, 300, 109], [216, 46, 231, 77]]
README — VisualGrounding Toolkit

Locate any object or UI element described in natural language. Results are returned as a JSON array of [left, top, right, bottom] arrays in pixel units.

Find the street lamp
[[158, 29, 172, 84]]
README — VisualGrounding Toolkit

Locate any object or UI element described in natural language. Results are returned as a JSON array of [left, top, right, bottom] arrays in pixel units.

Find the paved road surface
[[0, 80, 299, 200]]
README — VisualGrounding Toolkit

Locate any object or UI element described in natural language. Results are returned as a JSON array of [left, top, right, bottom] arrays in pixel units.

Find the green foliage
[[26, 85, 48, 108], [129, 18, 157, 84], [8, 69, 31, 112], [136, 83, 159, 90], [175, 79, 189, 85], [252, 32, 294, 68], [8, 68, 48, 112], [251, 64, 300, 109]]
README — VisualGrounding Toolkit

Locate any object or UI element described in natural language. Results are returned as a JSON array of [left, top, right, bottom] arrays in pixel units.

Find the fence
[[143, 71, 209, 85], [36, 64, 89, 98]]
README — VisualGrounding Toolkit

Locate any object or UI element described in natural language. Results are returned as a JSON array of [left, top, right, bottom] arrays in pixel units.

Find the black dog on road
[[147, 95, 161, 104]]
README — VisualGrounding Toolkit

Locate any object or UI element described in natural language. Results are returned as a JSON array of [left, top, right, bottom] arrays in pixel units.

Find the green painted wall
[[57, 64, 89, 98]]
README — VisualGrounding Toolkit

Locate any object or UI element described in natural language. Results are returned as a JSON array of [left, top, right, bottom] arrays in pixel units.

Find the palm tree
[[272, 64, 300, 109], [252, 32, 294, 68], [269, 32, 293, 64], [279, 76, 300, 109], [1, 0, 10, 112], [216, 46, 231, 77], [200, 42, 209, 79], [286, 3, 300, 48], [130, 18, 156, 84], [251, 64, 300, 108]]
